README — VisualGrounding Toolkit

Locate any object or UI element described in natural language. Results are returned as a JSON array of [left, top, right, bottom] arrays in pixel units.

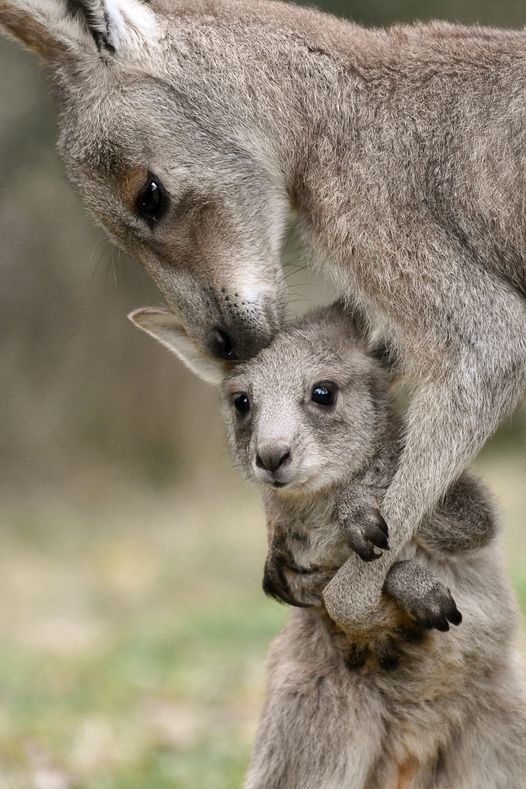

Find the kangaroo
[[129, 300, 526, 788], [2, 0, 526, 634]]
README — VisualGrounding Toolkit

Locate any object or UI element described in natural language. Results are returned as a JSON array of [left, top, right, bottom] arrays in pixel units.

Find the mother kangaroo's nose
[[256, 442, 291, 473], [208, 327, 237, 360]]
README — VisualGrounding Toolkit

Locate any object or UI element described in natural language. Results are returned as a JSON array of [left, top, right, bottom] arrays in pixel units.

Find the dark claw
[[344, 509, 390, 561], [364, 523, 390, 550], [425, 612, 450, 632], [354, 539, 383, 562], [356, 545, 380, 562], [375, 511, 389, 538], [448, 606, 463, 627]]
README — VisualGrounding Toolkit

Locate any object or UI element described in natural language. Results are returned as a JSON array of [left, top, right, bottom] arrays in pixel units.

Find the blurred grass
[[0, 444, 524, 789], [0, 478, 286, 788]]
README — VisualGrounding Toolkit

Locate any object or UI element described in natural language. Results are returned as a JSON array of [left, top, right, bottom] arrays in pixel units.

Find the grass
[[0, 451, 524, 788]]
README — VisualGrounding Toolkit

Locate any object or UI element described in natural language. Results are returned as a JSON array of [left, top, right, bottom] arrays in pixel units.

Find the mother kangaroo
[[1, 0, 526, 631]]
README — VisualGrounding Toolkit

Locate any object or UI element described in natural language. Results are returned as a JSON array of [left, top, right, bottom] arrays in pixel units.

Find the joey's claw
[[342, 508, 389, 561], [351, 532, 383, 562], [374, 512, 389, 538], [364, 549, 383, 562], [364, 523, 390, 550], [364, 509, 390, 547], [414, 588, 462, 632], [384, 561, 463, 635], [429, 616, 450, 632]]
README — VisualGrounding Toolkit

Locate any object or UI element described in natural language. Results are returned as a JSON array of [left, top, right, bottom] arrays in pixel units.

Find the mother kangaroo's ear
[[128, 308, 226, 386], [0, 0, 80, 62], [67, 0, 158, 56], [0, 0, 157, 66]]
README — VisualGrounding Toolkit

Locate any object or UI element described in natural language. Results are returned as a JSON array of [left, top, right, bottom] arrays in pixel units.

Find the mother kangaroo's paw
[[340, 507, 390, 562], [384, 560, 462, 632]]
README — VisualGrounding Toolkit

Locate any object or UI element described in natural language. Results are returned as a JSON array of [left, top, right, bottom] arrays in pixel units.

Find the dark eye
[[135, 173, 169, 227], [233, 393, 251, 415], [311, 382, 337, 407]]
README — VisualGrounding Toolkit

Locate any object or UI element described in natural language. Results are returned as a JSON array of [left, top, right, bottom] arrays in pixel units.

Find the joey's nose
[[209, 328, 237, 360], [256, 443, 291, 473]]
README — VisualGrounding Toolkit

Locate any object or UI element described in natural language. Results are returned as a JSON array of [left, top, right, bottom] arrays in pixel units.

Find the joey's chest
[[263, 503, 352, 608]]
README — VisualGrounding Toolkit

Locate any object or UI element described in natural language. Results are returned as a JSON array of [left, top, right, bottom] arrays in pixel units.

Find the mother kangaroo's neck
[[170, 5, 526, 285]]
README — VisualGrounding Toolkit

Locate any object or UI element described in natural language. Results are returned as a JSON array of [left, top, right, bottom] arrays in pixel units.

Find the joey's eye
[[135, 173, 169, 226], [311, 382, 337, 407], [233, 393, 251, 415]]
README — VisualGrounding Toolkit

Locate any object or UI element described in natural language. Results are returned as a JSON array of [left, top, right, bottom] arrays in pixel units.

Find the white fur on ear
[[76, 0, 158, 56], [128, 308, 225, 386]]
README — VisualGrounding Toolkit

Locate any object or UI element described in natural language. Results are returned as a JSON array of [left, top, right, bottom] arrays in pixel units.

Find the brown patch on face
[[119, 165, 149, 211], [396, 756, 418, 789]]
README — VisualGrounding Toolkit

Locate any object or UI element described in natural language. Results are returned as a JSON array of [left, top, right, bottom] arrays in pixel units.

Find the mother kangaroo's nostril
[[256, 444, 291, 473], [209, 327, 237, 360]]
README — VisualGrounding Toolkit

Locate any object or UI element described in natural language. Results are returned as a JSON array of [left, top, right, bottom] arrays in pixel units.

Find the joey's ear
[[128, 308, 225, 386], [326, 299, 398, 374], [325, 299, 370, 343]]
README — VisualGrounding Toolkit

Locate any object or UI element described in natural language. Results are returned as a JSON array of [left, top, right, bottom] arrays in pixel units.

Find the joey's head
[[129, 301, 392, 496], [1, 0, 290, 360]]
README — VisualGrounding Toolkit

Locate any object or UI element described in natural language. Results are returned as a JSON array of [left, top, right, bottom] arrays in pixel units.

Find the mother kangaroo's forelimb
[[325, 229, 526, 629]]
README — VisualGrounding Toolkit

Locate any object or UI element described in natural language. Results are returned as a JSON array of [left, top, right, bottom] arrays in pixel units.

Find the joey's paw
[[342, 508, 390, 562], [407, 584, 462, 632]]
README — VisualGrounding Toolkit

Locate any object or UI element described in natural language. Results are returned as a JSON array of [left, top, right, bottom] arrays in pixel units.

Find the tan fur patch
[[396, 756, 418, 789], [120, 165, 149, 210]]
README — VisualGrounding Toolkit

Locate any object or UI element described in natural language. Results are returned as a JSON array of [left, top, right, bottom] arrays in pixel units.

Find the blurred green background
[[1, 1, 526, 787]]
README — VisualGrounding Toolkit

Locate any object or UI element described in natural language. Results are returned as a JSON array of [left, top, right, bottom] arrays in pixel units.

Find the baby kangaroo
[[130, 301, 526, 788]]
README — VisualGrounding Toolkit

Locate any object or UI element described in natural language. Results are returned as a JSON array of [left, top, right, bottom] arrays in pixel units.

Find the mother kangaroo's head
[[0, 0, 301, 359]]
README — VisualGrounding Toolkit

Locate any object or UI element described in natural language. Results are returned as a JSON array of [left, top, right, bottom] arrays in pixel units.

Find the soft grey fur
[[129, 301, 526, 788], [2, 0, 526, 632]]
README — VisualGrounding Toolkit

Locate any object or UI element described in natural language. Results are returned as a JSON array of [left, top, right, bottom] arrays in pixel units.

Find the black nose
[[209, 328, 237, 360], [256, 443, 291, 473]]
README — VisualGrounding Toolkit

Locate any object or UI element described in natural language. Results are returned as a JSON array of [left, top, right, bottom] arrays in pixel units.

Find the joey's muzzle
[[256, 442, 292, 474], [254, 440, 294, 487]]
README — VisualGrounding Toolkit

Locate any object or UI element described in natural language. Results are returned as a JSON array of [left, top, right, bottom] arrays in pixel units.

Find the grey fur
[[129, 301, 526, 788], [2, 0, 526, 631]]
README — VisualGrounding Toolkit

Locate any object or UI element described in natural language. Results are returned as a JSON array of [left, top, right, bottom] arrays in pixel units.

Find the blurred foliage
[[1, 0, 526, 786]]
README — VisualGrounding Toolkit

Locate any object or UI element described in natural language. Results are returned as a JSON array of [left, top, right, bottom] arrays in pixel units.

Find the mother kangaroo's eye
[[233, 393, 251, 415], [311, 382, 337, 407], [135, 173, 169, 227]]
